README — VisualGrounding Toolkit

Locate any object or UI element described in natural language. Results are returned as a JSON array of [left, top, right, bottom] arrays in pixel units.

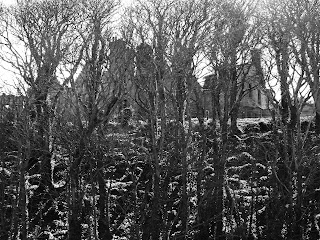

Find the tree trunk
[[68, 135, 88, 240], [196, 124, 210, 240], [210, 74, 218, 129], [10, 175, 19, 240], [275, 47, 290, 125], [214, 177, 225, 240], [289, 104, 298, 130], [193, 87, 205, 126], [215, 116, 228, 240], [28, 89, 57, 236], [315, 95, 320, 134], [150, 114, 161, 240], [230, 105, 240, 134], [69, 167, 82, 240], [180, 139, 188, 239], [291, 170, 303, 240], [151, 170, 161, 240], [19, 156, 27, 240], [230, 61, 240, 134], [97, 159, 112, 240], [215, 152, 226, 240], [175, 68, 189, 239], [156, 49, 167, 239]]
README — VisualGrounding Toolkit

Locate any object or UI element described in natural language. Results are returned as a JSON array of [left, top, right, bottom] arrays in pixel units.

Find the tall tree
[[286, 0, 320, 133], [204, 1, 260, 239], [124, 0, 210, 238], [124, 1, 171, 238], [61, 0, 123, 239], [261, 1, 316, 238], [0, 0, 84, 235], [205, 0, 261, 134]]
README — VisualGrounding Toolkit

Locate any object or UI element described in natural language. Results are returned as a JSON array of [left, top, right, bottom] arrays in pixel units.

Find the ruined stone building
[[62, 38, 135, 122], [202, 50, 271, 118], [0, 93, 26, 119]]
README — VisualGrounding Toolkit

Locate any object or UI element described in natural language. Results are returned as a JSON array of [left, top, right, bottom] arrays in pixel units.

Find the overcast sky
[[0, 0, 14, 5]]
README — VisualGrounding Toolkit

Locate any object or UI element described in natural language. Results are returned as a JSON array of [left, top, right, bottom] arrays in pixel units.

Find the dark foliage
[[1, 116, 320, 239]]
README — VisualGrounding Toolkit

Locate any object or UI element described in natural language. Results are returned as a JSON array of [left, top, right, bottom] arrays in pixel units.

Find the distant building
[[133, 43, 154, 117], [66, 38, 136, 122], [202, 50, 271, 118], [0, 93, 26, 119], [301, 102, 314, 117], [134, 42, 202, 118], [72, 41, 272, 122]]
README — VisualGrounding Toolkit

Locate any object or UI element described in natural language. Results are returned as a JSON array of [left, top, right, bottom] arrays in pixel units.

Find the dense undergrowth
[[1, 115, 320, 239]]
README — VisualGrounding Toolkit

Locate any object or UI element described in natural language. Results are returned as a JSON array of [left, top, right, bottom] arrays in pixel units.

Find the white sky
[[0, 0, 14, 6]]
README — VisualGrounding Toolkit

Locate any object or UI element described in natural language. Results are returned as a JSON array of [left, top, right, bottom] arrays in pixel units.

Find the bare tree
[[166, 2, 210, 239], [260, 1, 317, 238], [124, 2, 170, 238], [0, 0, 122, 238], [204, 1, 261, 239], [124, 0, 210, 239], [263, 0, 320, 133], [285, 0, 320, 133], [0, 0, 86, 235], [59, 1, 127, 239], [0, 103, 31, 240], [205, 0, 261, 134]]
